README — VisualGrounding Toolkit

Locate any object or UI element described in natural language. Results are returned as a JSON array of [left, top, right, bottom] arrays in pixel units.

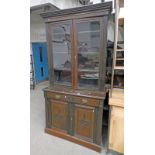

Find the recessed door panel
[[74, 104, 95, 141], [51, 101, 68, 132]]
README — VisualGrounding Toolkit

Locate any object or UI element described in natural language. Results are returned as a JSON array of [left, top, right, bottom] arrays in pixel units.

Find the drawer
[[46, 92, 67, 102], [68, 96, 100, 107]]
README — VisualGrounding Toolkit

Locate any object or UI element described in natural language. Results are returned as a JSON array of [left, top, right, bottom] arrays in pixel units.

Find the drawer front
[[69, 96, 100, 107], [46, 92, 67, 102]]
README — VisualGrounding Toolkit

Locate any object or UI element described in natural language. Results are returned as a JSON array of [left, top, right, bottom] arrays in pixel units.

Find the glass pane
[[51, 23, 72, 85], [77, 21, 100, 88]]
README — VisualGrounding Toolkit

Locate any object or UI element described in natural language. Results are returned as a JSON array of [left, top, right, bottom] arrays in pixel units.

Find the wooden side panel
[[51, 101, 68, 132], [74, 104, 95, 141], [109, 106, 124, 154]]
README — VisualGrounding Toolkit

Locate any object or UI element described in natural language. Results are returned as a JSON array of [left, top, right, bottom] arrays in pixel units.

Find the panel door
[[51, 101, 68, 132], [109, 106, 124, 154], [32, 43, 48, 83], [74, 104, 95, 141]]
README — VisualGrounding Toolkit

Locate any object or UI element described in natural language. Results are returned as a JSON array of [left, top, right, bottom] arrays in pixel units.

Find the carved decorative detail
[[54, 110, 62, 121], [80, 114, 90, 129]]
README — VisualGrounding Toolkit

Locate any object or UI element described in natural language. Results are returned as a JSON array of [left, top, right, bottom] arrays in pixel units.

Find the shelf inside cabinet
[[78, 30, 100, 34], [116, 58, 124, 60], [78, 69, 99, 72], [114, 66, 124, 70], [116, 49, 124, 52], [78, 51, 99, 54], [54, 67, 71, 71]]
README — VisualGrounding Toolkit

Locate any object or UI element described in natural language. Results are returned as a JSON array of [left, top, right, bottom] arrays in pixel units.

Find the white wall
[[30, 0, 81, 9], [30, 0, 81, 42], [30, 22, 46, 42], [30, 0, 123, 43], [108, 19, 124, 42], [30, 0, 111, 9]]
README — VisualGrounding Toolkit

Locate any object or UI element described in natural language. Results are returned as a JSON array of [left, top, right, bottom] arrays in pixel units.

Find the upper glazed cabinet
[[42, 2, 112, 91]]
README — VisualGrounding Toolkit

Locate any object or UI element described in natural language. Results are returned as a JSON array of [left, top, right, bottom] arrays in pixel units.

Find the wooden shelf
[[78, 69, 99, 72], [116, 49, 124, 51], [78, 30, 100, 34], [116, 58, 124, 60], [114, 66, 124, 70]]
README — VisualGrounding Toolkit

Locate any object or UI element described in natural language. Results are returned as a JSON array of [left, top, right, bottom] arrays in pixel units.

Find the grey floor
[[30, 81, 113, 155]]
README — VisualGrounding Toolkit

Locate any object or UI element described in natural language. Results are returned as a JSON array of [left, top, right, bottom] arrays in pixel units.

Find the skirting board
[[45, 128, 101, 152]]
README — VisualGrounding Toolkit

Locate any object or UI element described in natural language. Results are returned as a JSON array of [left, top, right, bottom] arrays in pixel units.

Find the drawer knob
[[55, 95, 61, 99], [82, 99, 88, 103]]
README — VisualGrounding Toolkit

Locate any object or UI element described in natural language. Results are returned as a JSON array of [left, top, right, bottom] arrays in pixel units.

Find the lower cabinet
[[44, 90, 104, 152], [108, 106, 124, 154]]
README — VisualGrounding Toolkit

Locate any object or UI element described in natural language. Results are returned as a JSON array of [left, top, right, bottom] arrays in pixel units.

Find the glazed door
[[50, 20, 73, 86], [74, 18, 103, 89], [74, 104, 95, 142], [51, 101, 68, 132], [32, 43, 48, 83]]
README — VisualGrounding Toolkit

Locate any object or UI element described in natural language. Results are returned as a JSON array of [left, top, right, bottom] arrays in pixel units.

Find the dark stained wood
[[95, 101, 104, 144], [44, 87, 106, 100], [74, 104, 95, 141], [67, 102, 73, 135], [70, 20, 75, 89], [98, 17, 104, 90], [99, 16, 108, 91], [46, 23, 54, 86], [41, 2, 112, 18], [98, 16, 108, 91], [51, 100, 68, 132], [76, 17, 101, 23], [46, 92, 67, 102], [45, 128, 101, 152], [68, 95, 100, 107], [44, 11, 109, 23], [44, 92, 52, 128], [93, 107, 98, 144], [46, 90, 101, 107], [72, 19, 78, 89], [42, 1, 112, 152]]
